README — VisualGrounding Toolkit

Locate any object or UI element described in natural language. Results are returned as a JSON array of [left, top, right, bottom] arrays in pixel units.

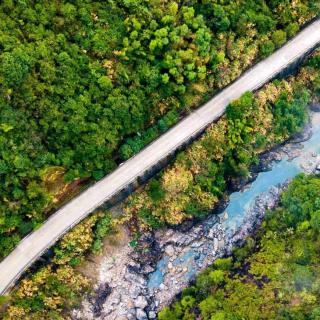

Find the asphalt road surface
[[0, 19, 319, 295]]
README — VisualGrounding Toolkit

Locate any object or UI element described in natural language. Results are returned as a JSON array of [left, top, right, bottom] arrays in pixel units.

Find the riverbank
[[73, 109, 320, 320], [159, 173, 320, 319]]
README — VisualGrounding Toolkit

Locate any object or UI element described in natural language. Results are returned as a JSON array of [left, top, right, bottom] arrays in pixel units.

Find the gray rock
[[136, 308, 148, 320], [130, 287, 141, 299], [191, 241, 203, 248], [149, 311, 157, 319], [218, 238, 225, 249], [180, 235, 194, 246], [127, 314, 136, 320], [164, 245, 175, 256], [110, 294, 121, 305], [218, 211, 228, 223], [126, 299, 135, 309], [213, 238, 219, 251], [192, 226, 203, 235], [142, 264, 155, 274], [135, 296, 148, 309], [207, 228, 216, 239], [310, 103, 320, 112], [124, 273, 145, 286], [159, 283, 167, 290]]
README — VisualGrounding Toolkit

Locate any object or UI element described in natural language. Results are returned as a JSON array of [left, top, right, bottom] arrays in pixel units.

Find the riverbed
[[73, 111, 320, 320]]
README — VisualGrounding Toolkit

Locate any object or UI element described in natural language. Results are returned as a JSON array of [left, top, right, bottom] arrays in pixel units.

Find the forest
[[159, 173, 320, 320], [0, 0, 319, 258], [123, 53, 320, 229], [1, 47, 319, 320]]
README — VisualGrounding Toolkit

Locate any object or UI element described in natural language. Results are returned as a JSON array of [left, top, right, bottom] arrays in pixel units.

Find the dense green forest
[[159, 174, 320, 320], [123, 54, 319, 228], [0, 0, 319, 258], [1, 50, 319, 320]]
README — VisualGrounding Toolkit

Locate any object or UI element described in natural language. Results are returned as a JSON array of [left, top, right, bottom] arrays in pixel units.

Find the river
[[74, 111, 320, 320]]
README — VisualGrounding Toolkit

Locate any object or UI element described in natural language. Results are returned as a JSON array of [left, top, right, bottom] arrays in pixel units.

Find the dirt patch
[[77, 224, 131, 282]]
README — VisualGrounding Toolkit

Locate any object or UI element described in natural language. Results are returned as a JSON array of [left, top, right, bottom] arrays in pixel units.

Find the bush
[[260, 40, 275, 57], [213, 257, 233, 270], [272, 30, 287, 48]]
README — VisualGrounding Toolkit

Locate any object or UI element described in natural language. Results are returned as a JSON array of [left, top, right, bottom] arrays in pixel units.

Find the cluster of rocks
[[72, 238, 155, 320], [73, 182, 285, 320], [148, 214, 226, 307], [148, 179, 295, 309], [73, 111, 320, 320]]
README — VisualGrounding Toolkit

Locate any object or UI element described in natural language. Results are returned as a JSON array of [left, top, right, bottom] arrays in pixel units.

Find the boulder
[[159, 283, 167, 290], [136, 308, 148, 320], [135, 296, 148, 309], [164, 245, 175, 256], [149, 311, 157, 319], [310, 103, 320, 112]]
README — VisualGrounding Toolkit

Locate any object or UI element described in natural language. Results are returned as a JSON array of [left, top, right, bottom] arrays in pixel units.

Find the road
[[0, 19, 319, 295]]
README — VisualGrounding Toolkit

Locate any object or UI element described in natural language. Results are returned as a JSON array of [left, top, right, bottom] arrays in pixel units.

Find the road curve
[[1, 19, 320, 295]]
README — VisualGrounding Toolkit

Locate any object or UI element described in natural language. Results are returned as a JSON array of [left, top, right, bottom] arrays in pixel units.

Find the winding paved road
[[1, 19, 320, 295]]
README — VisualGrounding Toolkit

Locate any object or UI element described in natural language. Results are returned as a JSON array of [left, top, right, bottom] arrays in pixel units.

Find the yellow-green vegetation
[[123, 54, 320, 228], [1, 212, 112, 320], [1, 0, 319, 258], [1, 40, 320, 320], [159, 174, 320, 320]]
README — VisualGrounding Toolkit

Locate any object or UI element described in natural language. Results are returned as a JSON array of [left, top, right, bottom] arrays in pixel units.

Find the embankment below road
[[74, 109, 320, 320]]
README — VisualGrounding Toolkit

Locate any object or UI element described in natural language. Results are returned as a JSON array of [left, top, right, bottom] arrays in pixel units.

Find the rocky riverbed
[[73, 110, 320, 320]]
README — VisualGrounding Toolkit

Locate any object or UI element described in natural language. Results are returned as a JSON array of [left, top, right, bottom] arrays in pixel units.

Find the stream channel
[[74, 110, 320, 320]]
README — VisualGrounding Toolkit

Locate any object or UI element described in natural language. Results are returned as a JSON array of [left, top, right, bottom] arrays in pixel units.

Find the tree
[[199, 296, 220, 320], [272, 30, 287, 48], [1, 47, 34, 86], [310, 210, 320, 233], [260, 40, 275, 57], [211, 4, 230, 32]]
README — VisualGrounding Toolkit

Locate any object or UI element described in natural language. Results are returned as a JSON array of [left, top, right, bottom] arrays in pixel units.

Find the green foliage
[[1, 19, 320, 320], [199, 296, 220, 319], [147, 179, 166, 203], [2, 211, 112, 319], [308, 55, 320, 69], [273, 90, 309, 139], [0, 0, 318, 258], [208, 269, 225, 285], [1, 47, 34, 86], [119, 109, 180, 160], [278, 174, 320, 228], [272, 30, 287, 48], [260, 40, 275, 57], [138, 206, 164, 229], [92, 213, 112, 252], [310, 210, 320, 233], [213, 257, 233, 270], [286, 22, 300, 37], [124, 53, 318, 227], [160, 174, 320, 319]]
